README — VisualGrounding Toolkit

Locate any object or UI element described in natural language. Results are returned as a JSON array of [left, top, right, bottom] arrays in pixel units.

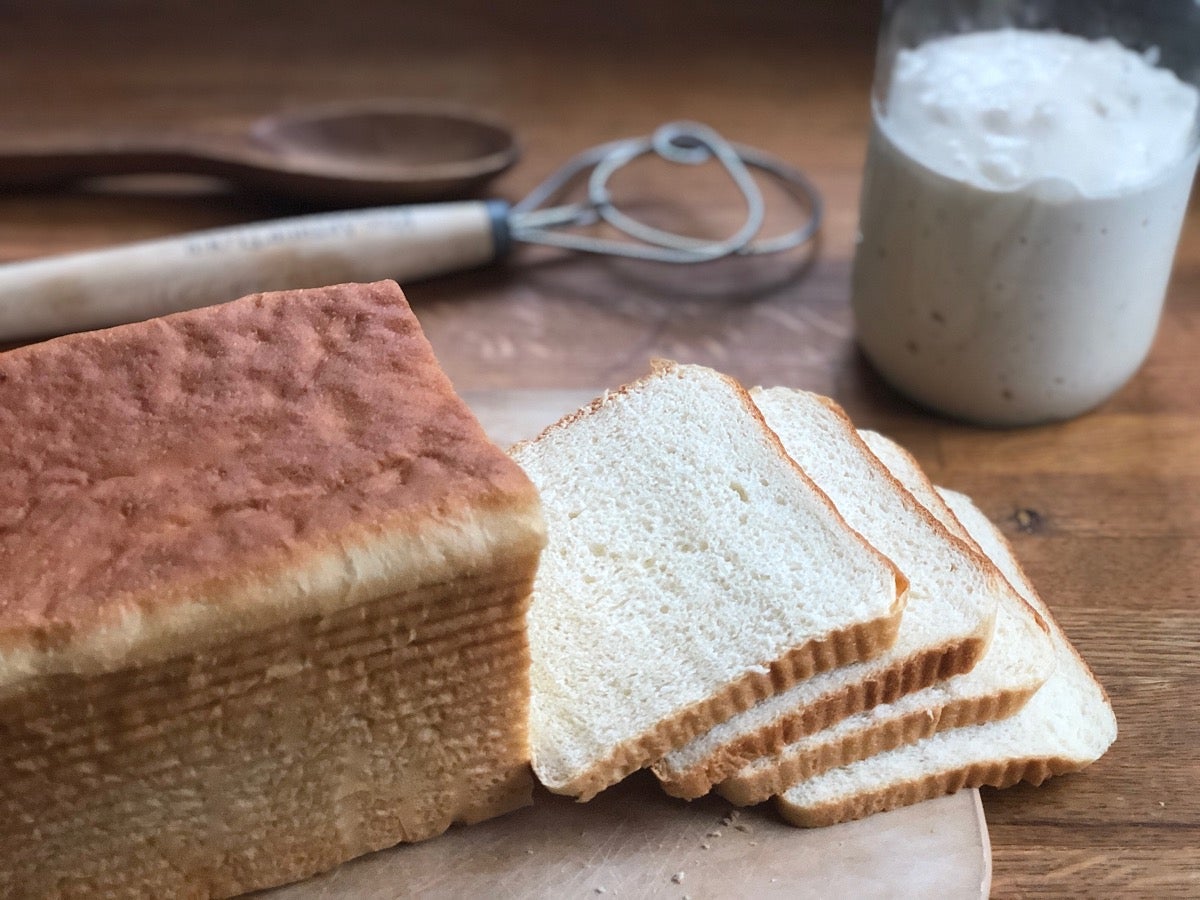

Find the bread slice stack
[[510, 361, 908, 800], [652, 388, 1049, 799], [513, 364, 1114, 825], [775, 483, 1118, 826], [719, 431, 1060, 807]]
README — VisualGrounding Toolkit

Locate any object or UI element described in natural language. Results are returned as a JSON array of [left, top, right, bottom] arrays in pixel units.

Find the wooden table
[[4, 2, 1197, 895]]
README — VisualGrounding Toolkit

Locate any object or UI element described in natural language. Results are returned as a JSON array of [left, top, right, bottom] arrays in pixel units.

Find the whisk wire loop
[[509, 121, 822, 263]]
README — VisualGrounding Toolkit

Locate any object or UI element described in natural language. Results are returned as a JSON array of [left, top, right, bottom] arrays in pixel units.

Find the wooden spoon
[[0, 100, 519, 205]]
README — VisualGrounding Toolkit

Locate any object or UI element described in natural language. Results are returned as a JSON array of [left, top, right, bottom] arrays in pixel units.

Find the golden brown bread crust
[[542, 593, 907, 801], [653, 628, 991, 799], [0, 282, 545, 896], [717, 681, 1041, 807], [0, 281, 541, 685], [0, 279, 532, 638], [774, 754, 1093, 828]]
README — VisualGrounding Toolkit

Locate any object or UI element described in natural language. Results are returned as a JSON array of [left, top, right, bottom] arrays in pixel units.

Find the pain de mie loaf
[[0, 281, 544, 898]]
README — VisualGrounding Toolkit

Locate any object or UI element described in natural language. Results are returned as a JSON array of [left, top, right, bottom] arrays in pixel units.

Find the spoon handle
[[0, 141, 248, 185], [0, 201, 510, 341]]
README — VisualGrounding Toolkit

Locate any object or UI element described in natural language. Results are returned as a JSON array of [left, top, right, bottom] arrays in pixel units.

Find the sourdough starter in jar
[[852, 29, 1199, 425]]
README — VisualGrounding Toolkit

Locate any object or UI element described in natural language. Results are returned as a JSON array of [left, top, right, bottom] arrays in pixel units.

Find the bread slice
[[777, 486, 1117, 827], [856, 430, 974, 544], [718, 430, 1056, 806], [653, 389, 1003, 799], [510, 362, 908, 801], [0, 282, 545, 897]]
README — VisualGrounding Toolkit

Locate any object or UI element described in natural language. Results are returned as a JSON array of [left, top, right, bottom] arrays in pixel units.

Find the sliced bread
[[510, 362, 908, 800], [776, 486, 1117, 827], [653, 389, 1005, 799], [856, 430, 973, 544], [718, 431, 1056, 806]]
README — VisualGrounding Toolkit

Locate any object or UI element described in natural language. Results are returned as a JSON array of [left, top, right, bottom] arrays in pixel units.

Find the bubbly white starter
[[852, 29, 1199, 424]]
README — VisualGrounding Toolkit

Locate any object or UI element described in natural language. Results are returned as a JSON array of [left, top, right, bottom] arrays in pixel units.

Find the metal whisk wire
[[508, 121, 823, 263]]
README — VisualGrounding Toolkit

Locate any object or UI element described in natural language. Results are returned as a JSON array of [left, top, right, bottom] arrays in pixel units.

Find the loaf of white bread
[[514, 364, 1114, 827], [0, 281, 545, 897]]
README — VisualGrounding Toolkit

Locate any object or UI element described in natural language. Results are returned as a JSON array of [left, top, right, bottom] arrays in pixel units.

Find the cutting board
[[267, 389, 992, 899], [270, 774, 989, 899]]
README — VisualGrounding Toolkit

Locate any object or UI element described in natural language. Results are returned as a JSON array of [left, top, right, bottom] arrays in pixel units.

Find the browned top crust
[[0, 281, 537, 650]]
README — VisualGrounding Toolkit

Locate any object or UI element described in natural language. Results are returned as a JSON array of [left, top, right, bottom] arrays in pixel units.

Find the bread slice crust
[[777, 753, 1091, 828], [718, 677, 1040, 806], [774, 487, 1115, 828], [656, 630, 989, 799], [540, 605, 904, 800]]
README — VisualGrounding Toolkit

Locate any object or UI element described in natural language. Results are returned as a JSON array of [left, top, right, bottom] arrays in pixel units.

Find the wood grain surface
[[3, 2, 1198, 896]]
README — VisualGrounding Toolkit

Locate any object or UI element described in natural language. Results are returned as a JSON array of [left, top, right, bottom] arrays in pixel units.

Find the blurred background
[[0, 1, 887, 395]]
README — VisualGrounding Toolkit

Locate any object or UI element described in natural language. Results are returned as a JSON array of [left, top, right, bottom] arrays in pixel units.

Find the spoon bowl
[[0, 100, 519, 205]]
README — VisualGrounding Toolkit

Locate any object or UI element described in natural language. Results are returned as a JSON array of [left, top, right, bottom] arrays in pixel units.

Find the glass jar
[[851, 0, 1200, 425]]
